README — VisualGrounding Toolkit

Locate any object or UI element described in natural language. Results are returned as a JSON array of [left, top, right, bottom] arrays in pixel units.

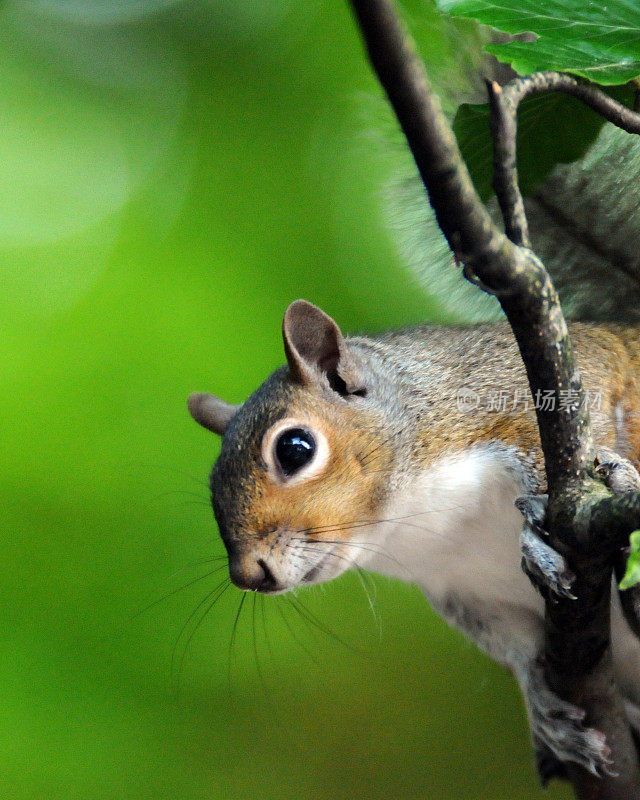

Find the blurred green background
[[1, 1, 571, 798]]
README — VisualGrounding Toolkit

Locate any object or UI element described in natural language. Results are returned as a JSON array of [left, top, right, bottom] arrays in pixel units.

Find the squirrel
[[187, 126, 640, 782]]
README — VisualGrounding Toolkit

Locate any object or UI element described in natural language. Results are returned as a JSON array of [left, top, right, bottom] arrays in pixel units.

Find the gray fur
[[517, 494, 577, 600], [201, 307, 640, 784], [519, 659, 614, 777], [527, 126, 640, 324], [520, 527, 576, 601], [385, 124, 640, 323]]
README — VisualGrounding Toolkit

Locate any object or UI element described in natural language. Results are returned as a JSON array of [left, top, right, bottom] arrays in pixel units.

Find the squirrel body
[[189, 301, 640, 777]]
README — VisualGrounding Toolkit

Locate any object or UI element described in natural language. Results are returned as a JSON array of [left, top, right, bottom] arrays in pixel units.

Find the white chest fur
[[356, 447, 546, 662], [350, 446, 640, 710]]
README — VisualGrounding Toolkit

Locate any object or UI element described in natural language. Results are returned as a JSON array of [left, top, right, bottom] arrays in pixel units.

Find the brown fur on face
[[197, 302, 640, 591], [210, 368, 393, 590]]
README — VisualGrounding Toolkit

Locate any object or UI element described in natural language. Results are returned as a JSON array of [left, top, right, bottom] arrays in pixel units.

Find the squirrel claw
[[596, 449, 640, 635], [520, 529, 577, 600], [516, 494, 576, 600], [595, 446, 640, 493], [515, 493, 549, 535], [526, 660, 615, 780]]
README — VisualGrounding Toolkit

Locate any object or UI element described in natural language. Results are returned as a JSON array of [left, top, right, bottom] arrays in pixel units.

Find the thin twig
[[486, 79, 531, 248], [347, 1, 640, 796], [349, 0, 591, 485], [489, 72, 640, 249]]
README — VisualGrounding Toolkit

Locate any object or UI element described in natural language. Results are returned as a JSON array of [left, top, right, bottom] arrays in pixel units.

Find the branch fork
[[348, 0, 640, 796]]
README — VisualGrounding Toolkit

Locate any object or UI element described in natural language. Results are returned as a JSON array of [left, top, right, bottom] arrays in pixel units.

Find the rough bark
[[348, 0, 640, 796]]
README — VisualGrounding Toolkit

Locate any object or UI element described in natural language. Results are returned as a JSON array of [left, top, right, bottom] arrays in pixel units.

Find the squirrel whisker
[[172, 578, 231, 692], [133, 563, 229, 621]]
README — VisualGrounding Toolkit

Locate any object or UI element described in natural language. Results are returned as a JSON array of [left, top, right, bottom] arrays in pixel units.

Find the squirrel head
[[188, 300, 393, 594]]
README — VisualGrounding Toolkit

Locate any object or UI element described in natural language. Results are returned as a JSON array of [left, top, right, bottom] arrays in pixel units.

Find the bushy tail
[[386, 124, 640, 324], [526, 126, 640, 324]]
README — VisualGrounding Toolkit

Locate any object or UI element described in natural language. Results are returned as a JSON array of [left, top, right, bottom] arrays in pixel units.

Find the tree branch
[[347, 1, 640, 796], [488, 72, 640, 249], [349, 0, 509, 278], [349, 0, 590, 485]]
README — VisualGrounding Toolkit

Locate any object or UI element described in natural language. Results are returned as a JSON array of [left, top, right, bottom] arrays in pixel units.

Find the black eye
[[275, 428, 316, 476]]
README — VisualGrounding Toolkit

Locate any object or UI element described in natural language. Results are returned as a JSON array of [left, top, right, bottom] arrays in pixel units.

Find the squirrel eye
[[275, 428, 316, 476]]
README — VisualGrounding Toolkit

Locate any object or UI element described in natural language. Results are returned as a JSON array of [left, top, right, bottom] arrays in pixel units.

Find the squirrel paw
[[526, 661, 614, 778], [595, 446, 640, 493], [594, 448, 640, 637], [516, 494, 576, 600]]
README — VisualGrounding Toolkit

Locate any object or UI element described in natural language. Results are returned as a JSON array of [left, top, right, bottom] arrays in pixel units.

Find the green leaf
[[619, 531, 640, 590], [454, 92, 609, 200], [454, 82, 635, 199], [437, 0, 640, 85]]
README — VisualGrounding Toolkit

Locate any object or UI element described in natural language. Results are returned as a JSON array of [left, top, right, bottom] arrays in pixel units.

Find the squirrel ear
[[187, 393, 240, 435], [282, 300, 365, 395]]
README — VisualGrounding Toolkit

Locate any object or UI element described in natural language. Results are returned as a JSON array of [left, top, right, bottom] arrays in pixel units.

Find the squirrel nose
[[229, 556, 278, 593]]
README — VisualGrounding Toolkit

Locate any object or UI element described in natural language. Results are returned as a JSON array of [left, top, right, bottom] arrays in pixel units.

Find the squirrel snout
[[229, 555, 279, 593]]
